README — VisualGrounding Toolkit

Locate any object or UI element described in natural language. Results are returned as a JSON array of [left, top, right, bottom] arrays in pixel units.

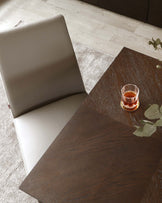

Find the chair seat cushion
[[14, 93, 86, 174]]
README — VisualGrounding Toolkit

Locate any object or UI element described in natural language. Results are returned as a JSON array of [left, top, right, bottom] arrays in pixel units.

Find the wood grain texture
[[141, 158, 162, 202], [20, 48, 162, 203], [89, 47, 162, 127]]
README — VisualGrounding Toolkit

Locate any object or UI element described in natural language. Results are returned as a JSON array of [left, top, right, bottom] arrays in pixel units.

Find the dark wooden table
[[20, 48, 162, 203]]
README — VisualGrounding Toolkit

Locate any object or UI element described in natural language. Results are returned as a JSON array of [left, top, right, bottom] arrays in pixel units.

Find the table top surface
[[20, 48, 162, 203]]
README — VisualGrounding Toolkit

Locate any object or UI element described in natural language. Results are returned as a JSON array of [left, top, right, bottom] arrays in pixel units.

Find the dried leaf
[[152, 38, 155, 42], [148, 41, 153, 45], [148, 38, 162, 50], [156, 38, 161, 44], [144, 104, 161, 119]]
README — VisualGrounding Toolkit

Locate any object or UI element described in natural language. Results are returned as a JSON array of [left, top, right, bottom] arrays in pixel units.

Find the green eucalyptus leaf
[[143, 124, 157, 136], [144, 104, 161, 119], [155, 119, 162, 127], [133, 127, 143, 137], [160, 105, 162, 114], [141, 120, 154, 125], [133, 124, 157, 137]]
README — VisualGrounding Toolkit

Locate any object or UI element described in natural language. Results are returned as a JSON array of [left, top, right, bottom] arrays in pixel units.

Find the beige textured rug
[[0, 42, 114, 203]]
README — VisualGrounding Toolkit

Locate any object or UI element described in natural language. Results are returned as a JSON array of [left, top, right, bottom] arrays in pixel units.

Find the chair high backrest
[[0, 15, 85, 118]]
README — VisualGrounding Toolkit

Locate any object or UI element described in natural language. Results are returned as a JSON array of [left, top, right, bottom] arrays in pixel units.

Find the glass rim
[[121, 83, 139, 99]]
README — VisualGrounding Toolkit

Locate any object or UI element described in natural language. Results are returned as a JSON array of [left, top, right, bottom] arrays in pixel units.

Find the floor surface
[[0, 0, 161, 59]]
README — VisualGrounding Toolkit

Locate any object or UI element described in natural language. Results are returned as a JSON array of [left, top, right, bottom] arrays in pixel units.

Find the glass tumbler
[[120, 84, 139, 111]]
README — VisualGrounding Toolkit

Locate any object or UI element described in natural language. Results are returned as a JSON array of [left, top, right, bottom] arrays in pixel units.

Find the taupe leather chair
[[0, 15, 87, 174]]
